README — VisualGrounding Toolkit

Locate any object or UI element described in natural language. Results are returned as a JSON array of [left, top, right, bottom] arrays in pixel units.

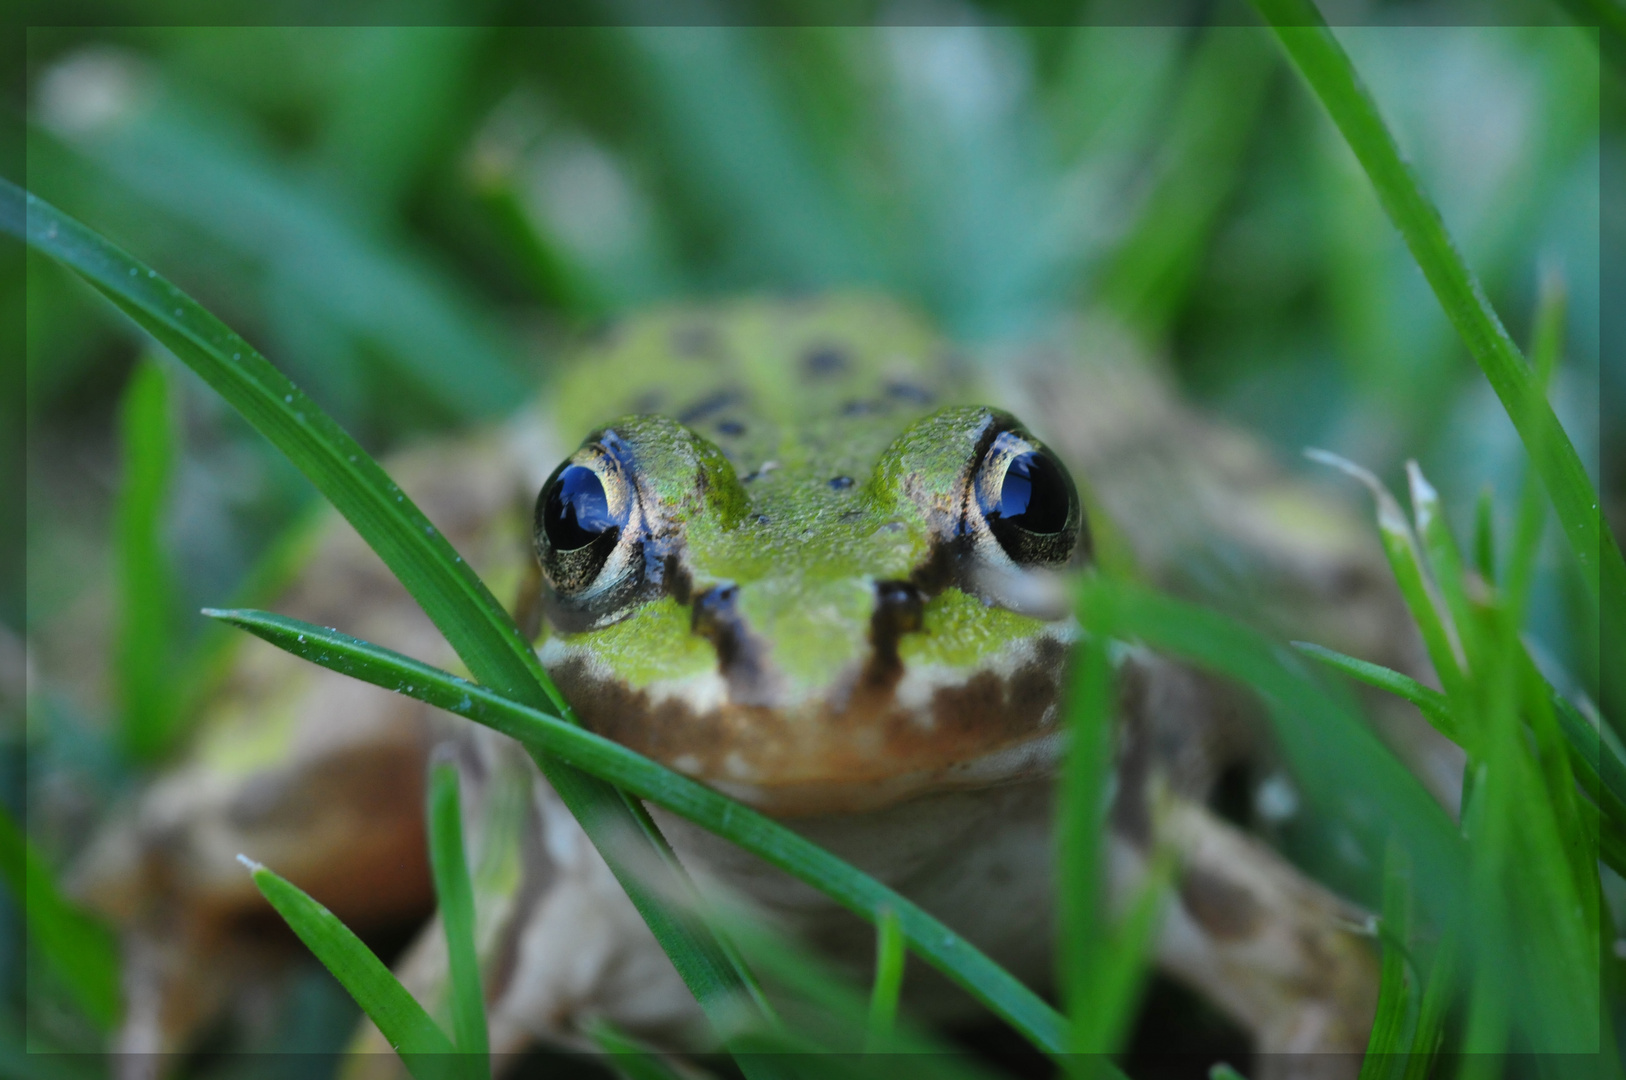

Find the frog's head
[[532, 299, 1089, 814]]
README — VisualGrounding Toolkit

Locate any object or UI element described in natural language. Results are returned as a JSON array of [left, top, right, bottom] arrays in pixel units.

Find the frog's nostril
[[867, 580, 925, 686], [692, 583, 746, 667]]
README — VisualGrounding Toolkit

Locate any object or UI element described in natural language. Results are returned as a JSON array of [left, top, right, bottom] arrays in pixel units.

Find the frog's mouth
[[538, 589, 1077, 816]]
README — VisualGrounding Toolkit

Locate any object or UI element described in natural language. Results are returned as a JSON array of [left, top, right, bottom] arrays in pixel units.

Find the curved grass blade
[[427, 756, 489, 1065], [865, 907, 905, 1052], [204, 607, 1080, 1063], [1253, 0, 1626, 726], [237, 855, 463, 1080], [1, 181, 769, 1063], [1290, 642, 1454, 740]]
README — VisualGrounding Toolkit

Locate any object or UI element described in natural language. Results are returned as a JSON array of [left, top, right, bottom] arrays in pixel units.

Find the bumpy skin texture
[[75, 297, 1454, 1078]]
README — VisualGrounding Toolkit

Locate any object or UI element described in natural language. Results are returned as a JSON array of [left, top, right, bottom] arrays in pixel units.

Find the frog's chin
[[538, 628, 1075, 817]]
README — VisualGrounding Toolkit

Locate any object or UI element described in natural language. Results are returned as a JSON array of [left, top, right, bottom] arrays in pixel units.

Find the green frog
[[80, 296, 1452, 1076]]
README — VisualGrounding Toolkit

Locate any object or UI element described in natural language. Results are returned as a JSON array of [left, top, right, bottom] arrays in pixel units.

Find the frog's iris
[[992, 452, 1070, 534], [543, 464, 617, 551]]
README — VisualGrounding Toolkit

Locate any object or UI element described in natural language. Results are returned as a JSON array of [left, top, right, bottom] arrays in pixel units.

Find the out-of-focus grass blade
[[112, 354, 180, 762], [1472, 488, 1496, 585], [2, 183, 774, 1070], [1209, 1065, 1247, 1080], [865, 906, 904, 1052], [0, 810, 121, 1032], [1400, 921, 1455, 1079], [586, 1021, 694, 1080], [1291, 641, 1455, 741], [238, 855, 462, 1080], [1097, 25, 1276, 334], [1358, 839, 1418, 1080], [427, 756, 489, 1065], [1076, 577, 1466, 926], [202, 607, 1079, 1063], [1059, 630, 1154, 1063], [1254, 0, 1626, 729]]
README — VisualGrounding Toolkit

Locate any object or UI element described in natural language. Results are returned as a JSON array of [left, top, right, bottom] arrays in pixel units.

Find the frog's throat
[[537, 621, 1078, 816]]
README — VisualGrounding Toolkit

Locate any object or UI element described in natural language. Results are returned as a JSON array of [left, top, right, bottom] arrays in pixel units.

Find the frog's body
[[78, 297, 1452, 1078]]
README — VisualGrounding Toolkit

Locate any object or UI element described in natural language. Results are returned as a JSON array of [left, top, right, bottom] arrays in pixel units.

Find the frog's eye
[[535, 452, 634, 597], [972, 430, 1081, 567]]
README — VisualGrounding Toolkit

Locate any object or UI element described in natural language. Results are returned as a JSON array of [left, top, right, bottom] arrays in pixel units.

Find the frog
[[75, 295, 1459, 1077]]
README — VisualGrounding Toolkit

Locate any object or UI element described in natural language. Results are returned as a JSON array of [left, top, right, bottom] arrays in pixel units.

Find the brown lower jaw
[[548, 653, 1067, 816]]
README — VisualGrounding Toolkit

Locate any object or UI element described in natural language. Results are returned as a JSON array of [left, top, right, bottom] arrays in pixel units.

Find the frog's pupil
[[995, 452, 1068, 534], [545, 465, 616, 551]]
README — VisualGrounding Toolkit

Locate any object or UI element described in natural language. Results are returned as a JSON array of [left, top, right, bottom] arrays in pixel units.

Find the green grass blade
[[427, 756, 489, 1065], [0, 810, 121, 1032], [239, 855, 461, 1080], [1253, 0, 1626, 726], [2, 181, 772, 1061], [113, 355, 179, 761], [1086, 847, 1173, 1058], [1306, 450, 1468, 711], [1291, 642, 1456, 742], [1056, 631, 1114, 1064], [1358, 839, 1418, 1080], [586, 1021, 694, 1080], [203, 608, 1078, 1062], [1472, 488, 1496, 585], [1399, 921, 1455, 1079], [865, 906, 904, 1053]]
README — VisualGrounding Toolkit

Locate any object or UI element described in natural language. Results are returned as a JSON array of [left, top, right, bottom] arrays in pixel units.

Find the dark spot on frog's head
[[754, 513, 771, 525], [678, 389, 742, 425], [828, 475, 854, 490], [885, 380, 934, 405], [672, 324, 722, 359], [802, 344, 850, 379], [717, 419, 746, 438]]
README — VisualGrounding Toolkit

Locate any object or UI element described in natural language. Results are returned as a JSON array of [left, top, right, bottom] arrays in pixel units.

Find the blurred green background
[[3, 3, 1616, 1073]]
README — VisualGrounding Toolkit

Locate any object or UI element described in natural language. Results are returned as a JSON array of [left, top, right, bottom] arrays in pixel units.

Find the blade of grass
[[1254, 0, 1626, 728], [1358, 838, 1418, 1080], [586, 1021, 694, 1080], [2, 182, 773, 1069], [1057, 632, 1112, 1066], [1290, 641, 1455, 741], [865, 906, 904, 1053], [203, 607, 1081, 1063], [1305, 450, 1468, 712], [427, 755, 489, 1065], [113, 354, 179, 761], [0, 810, 121, 1033], [237, 855, 463, 1080]]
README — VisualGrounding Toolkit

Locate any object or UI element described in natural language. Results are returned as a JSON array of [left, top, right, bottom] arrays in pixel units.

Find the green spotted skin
[[533, 295, 1081, 814]]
